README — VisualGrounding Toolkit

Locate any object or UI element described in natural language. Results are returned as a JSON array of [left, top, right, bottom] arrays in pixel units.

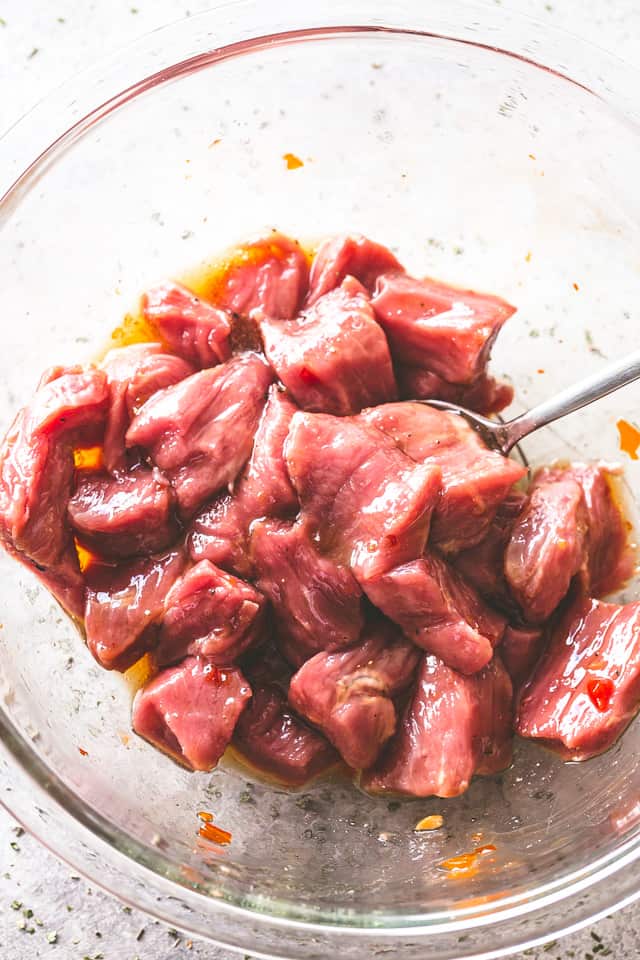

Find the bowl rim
[[2, 0, 640, 955]]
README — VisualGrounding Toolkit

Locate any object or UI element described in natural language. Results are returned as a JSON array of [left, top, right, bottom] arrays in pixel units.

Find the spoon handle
[[503, 348, 640, 453]]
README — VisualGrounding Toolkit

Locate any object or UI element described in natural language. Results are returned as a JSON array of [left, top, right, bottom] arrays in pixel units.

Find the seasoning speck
[[46, 931, 58, 944], [28, 47, 39, 59], [78, 747, 88, 757], [525, 251, 532, 262], [617, 419, 640, 461], [283, 152, 304, 170], [415, 814, 444, 832], [573, 281, 580, 291]]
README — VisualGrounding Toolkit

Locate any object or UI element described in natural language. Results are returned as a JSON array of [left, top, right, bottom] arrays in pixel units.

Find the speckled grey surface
[[1, 0, 640, 957]]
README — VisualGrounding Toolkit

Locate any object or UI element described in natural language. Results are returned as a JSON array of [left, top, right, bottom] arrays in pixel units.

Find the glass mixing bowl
[[2, 2, 640, 957]]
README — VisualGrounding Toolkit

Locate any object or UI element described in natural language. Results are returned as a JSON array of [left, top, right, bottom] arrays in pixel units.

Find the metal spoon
[[422, 349, 640, 456]]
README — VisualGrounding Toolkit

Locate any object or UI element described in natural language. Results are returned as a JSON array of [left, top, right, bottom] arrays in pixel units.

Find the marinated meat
[[156, 560, 266, 666], [132, 657, 251, 771], [84, 549, 186, 671], [364, 554, 505, 675], [362, 654, 513, 797], [289, 620, 420, 768], [0, 365, 109, 617], [505, 475, 588, 623], [396, 366, 514, 416], [251, 519, 364, 667], [306, 234, 403, 306], [188, 385, 298, 575], [516, 594, 640, 760], [126, 353, 273, 517], [234, 682, 338, 785], [208, 231, 309, 320], [101, 343, 194, 473], [285, 410, 441, 582], [500, 624, 545, 691], [260, 276, 397, 415], [68, 466, 177, 560], [372, 272, 515, 384], [142, 282, 232, 367]]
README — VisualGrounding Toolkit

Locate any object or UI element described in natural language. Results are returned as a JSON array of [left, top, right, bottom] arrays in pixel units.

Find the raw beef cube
[[101, 343, 194, 473], [126, 353, 273, 517], [397, 365, 514, 416], [362, 654, 513, 797], [516, 594, 640, 760], [27, 364, 109, 438], [68, 466, 177, 560], [362, 401, 526, 551], [288, 620, 420, 769], [364, 554, 505, 675], [156, 559, 266, 666], [0, 365, 109, 617], [285, 411, 441, 582], [505, 475, 588, 623], [188, 494, 252, 578], [306, 233, 403, 306], [205, 231, 309, 320], [500, 624, 545, 691], [188, 385, 298, 576], [132, 657, 251, 771], [250, 519, 364, 667], [260, 276, 397, 416], [453, 493, 527, 612], [142, 282, 232, 368], [536, 462, 634, 598], [233, 682, 338, 785], [84, 549, 186, 671], [372, 273, 515, 384]]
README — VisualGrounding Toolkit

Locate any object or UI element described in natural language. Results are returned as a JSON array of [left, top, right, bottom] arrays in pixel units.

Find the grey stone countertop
[[1, 0, 640, 957]]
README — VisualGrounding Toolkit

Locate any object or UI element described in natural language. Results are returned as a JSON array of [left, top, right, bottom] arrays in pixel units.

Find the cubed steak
[[500, 624, 545, 691], [285, 410, 441, 582], [141, 282, 232, 368], [250, 519, 364, 667], [156, 560, 266, 666], [188, 385, 298, 576], [371, 273, 515, 384], [535, 462, 634, 598], [364, 554, 505, 675], [516, 594, 640, 760], [505, 473, 588, 623], [396, 366, 514, 416], [260, 276, 397, 415], [132, 657, 251, 771], [0, 364, 109, 617], [125, 353, 273, 517], [68, 466, 177, 560], [362, 654, 513, 797], [453, 493, 527, 612], [306, 234, 403, 306], [84, 549, 186, 671], [101, 343, 194, 473], [205, 231, 309, 320], [362, 401, 525, 551], [233, 682, 338, 785], [288, 620, 420, 769]]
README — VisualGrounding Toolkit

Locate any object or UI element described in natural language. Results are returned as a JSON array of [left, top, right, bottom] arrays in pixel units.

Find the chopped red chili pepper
[[587, 677, 614, 712]]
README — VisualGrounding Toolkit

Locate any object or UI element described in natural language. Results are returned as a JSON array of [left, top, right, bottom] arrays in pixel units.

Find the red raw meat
[[364, 554, 505, 675], [156, 559, 266, 666], [126, 353, 273, 517], [372, 272, 515, 384], [142, 282, 232, 368], [133, 657, 251, 771], [362, 654, 513, 796], [261, 276, 397, 415], [288, 620, 419, 769], [306, 233, 403, 306], [517, 594, 640, 760]]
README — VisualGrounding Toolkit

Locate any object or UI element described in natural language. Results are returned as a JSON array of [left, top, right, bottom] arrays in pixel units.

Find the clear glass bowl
[[2, 2, 640, 957]]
